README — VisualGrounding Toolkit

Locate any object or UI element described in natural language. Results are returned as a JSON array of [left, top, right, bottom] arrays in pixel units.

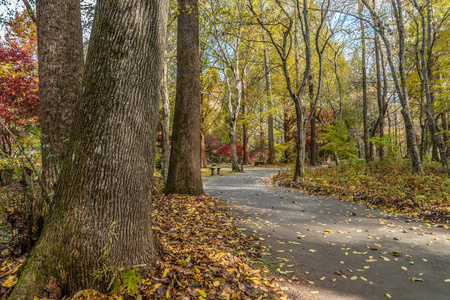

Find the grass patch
[[272, 159, 450, 223]]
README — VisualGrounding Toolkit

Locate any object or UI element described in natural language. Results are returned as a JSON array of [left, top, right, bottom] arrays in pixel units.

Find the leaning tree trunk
[[37, 0, 84, 191], [10, 0, 168, 298], [164, 0, 203, 195], [160, 48, 171, 182]]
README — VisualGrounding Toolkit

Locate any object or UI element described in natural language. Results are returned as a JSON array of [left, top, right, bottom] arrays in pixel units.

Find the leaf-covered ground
[[272, 160, 450, 223], [1, 187, 290, 299]]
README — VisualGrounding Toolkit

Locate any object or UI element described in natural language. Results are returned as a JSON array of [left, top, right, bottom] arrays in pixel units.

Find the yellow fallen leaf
[[197, 289, 207, 297], [277, 250, 285, 253], [351, 276, 357, 280], [360, 276, 367, 281], [320, 277, 326, 280], [444, 279, 450, 282], [385, 294, 392, 298], [162, 268, 169, 278], [310, 291, 319, 294], [186, 255, 191, 263], [401, 266, 407, 271], [307, 280, 315, 284], [166, 289, 170, 298], [1, 276, 17, 288], [213, 281, 220, 287], [309, 249, 317, 253]]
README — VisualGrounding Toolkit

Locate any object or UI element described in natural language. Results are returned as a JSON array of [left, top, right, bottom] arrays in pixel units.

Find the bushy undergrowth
[[272, 159, 450, 223]]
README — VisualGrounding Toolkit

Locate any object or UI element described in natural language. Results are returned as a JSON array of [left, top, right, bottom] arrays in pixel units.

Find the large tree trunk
[[359, 2, 369, 163], [165, 0, 203, 195], [37, 0, 84, 191], [10, 1, 168, 297], [160, 48, 171, 182]]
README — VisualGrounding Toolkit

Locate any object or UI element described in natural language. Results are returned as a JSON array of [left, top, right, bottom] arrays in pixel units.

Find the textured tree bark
[[10, 1, 168, 298], [165, 0, 204, 195], [359, 2, 370, 163], [160, 48, 171, 182], [37, 0, 84, 191], [261, 0, 275, 165]]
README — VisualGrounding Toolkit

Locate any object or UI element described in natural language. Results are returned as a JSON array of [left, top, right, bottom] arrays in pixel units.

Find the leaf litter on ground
[[1, 191, 290, 299]]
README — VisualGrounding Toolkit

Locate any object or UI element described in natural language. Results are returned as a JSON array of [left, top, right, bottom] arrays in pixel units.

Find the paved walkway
[[203, 168, 450, 300]]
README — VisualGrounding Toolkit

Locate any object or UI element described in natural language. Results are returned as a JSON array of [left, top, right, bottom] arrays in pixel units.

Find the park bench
[[209, 166, 222, 176]]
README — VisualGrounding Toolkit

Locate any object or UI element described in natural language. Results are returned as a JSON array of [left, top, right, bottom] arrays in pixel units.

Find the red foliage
[[216, 143, 255, 161], [0, 43, 39, 129], [0, 12, 39, 155]]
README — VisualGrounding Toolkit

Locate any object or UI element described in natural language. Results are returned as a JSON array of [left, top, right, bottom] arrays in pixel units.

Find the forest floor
[[204, 167, 450, 300], [0, 178, 291, 299]]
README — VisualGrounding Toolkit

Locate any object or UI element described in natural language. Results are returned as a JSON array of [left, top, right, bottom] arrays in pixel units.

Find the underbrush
[[272, 159, 450, 223]]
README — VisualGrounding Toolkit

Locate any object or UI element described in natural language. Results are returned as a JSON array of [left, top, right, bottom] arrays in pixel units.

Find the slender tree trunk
[[10, 1, 168, 297], [294, 106, 306, 181], [160, 48, 171, 182], [443, 112, 449, 158], [284, 105, 291, 162], [37, 0, 84, 191], [363, 0, 423, 173], [165, 0, 203, 195], [359, 2, 369, 163], [309, 76, 316, 166], [418, 2, 449, 170], [229, 119, 240, 171], [242, 68, 249, 165], [200, 93, 207, 168], [261, 0, 275, 164]]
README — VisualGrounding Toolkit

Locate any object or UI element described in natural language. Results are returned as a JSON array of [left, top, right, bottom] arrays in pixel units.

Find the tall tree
[[412, 0, 449, 171], [242, 67, 250, 164], [165, 0, 204, 194], [37, 0, 84, 190], [260, 0, 275, 164], [160, 47, 171, 182], [363, 0, 423, 174], [359, 2, 370, 162], [10, 0, 168, 297]]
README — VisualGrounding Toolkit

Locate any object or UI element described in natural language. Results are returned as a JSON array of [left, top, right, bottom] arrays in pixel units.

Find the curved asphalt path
[[203, 168, 450, 300]]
